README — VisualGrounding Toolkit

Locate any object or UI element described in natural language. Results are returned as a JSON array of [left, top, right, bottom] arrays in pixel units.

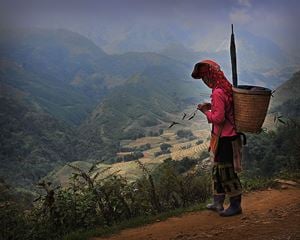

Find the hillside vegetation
[[0, 84, 82, 189], [0, 28, 206, 188], [271, 71, 300, 110]]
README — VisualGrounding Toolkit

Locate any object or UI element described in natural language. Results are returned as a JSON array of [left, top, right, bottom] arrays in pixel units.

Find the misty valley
[[0, 28, 299, 240]]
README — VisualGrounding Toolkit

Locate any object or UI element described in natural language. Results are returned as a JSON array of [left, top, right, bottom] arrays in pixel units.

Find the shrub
[[120, 151, 144, 162], [180, 144, 192, 150], [119, 147, 135, 152], [199, 151, 209, 160], [176, 130, 194, 139], [160, 143, 172, 151], [154, 149, 171, 157], [136, 143, 151, 151]]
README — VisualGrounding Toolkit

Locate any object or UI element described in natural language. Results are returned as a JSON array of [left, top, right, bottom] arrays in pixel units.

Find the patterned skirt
[[212, 136, 242, 197]]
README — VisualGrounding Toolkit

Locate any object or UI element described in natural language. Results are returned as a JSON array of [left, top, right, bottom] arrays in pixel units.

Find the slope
[[79, 65, 206, 161], [0, 28, 109, 125], [93, 186, 300, 240], [271, 71, 300, 112], [0, 28, 197, 126], [0, 83, 81, 189]]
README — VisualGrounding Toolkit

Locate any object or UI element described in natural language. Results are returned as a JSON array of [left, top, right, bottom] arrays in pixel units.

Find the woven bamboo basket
[[233, 85, 272, 133]]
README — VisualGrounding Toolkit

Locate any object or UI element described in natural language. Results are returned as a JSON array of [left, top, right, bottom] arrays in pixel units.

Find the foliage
[[119, 147, 135, 152], [136, 143, 152, 151], [1, 28, 300, 240], [0, 94, 80, 189], [147, 131, 160, 137], [157, 157, 199, 174], [0, 159, 211, 240], [147, 129, 164, 137], [176, 129, 194, 139], [0, 28, 205, 189], [274, 97, 300, 119], [121, 128, 146, 140], [151, 158, 211, 208], [154, 149, 171, 157], [240, 175, 277, 191], [180, 143, 192, 150], [198, 151, 210, 160], [119, 143, 151, 152], [243, 119, 300, 177], [160, 143, 172, 151], [196, 139, 204, 145], [114, 151, 144, 163]]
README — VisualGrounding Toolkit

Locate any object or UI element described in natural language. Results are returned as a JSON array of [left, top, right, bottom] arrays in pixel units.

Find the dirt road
[[92, 186, 300, 240]]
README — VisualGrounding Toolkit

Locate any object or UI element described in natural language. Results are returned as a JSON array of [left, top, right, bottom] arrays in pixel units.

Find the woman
[[191, 59, 242, 217]]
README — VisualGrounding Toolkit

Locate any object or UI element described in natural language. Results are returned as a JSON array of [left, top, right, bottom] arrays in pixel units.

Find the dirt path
[[92, 186, 300, 240]]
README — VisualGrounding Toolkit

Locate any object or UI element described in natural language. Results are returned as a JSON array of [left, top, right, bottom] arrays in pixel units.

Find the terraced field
[[171, 141, 209, 160], [95, 128, 211, 181], [52, 111, 276, 186]]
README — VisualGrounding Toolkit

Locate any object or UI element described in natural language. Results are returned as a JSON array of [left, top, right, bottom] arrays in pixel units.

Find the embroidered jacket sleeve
[[204, 88, 226, 124]]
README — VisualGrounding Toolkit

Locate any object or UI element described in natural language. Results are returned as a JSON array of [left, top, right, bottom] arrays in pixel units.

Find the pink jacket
[[204, 88, 237, 137]]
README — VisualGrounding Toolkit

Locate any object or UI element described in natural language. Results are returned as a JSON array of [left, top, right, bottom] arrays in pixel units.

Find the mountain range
[[0, 27, 299, 189], [0, 28, 205, 188]]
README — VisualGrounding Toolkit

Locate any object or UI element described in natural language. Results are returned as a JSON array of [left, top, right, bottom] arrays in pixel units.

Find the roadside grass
[[275, 170, 300, 181], [241, 176, 277, 191], [64, 171, 299, 240], [63, 202, 206, 240], [241, 170, 300, 192]]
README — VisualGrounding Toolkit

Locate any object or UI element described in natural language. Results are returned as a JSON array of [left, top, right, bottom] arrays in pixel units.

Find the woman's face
[[191, 63, 215, 88], [202, 76, 214, 88], [191, 63, 208, 79]]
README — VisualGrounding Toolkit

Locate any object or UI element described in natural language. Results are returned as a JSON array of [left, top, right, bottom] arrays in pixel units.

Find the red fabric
[[196, 60, 237, 137], [196, 59, 233, 102], [205, 88, 237, 137]]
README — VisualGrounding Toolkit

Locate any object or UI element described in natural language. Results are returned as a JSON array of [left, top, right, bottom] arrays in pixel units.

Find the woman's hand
[[197, 102, 211, 113]]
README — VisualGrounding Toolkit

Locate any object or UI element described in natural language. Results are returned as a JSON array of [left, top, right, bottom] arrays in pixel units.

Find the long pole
[[230, 24, 238, 87]]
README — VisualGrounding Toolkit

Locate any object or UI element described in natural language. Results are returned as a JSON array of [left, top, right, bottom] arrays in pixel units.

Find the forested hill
[[1, 27, 299, 190], [0, 83, 80, 188], [1, 28, 300, 240], [0, 28, 205, 188], [78, 65, 204, 161], [271, 71, 300, 117], [0, 28, 194, 126], [0, 28, 108, 125]]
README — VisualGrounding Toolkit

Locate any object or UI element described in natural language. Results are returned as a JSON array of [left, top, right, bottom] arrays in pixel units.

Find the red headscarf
[[193, 59, 233, 102]]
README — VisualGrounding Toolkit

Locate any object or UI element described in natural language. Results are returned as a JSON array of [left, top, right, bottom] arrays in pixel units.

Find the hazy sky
[[0, 0, 299, 54]]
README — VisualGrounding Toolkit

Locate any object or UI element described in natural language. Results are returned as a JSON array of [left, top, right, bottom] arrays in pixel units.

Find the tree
[[160, 143, 172, 151]]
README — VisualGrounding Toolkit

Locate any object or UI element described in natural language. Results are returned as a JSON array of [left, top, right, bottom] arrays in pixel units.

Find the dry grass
[[92, 157, 165, 182], [126, 136, 162, 148], [171, 141, 209, 160]]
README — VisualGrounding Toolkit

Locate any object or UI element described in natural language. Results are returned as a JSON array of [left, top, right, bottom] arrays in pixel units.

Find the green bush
[[154, 149, 171, 157], [3, 118, 300, 240], [0, 159, 211, 240], [195, 139, 204, 145], [176, 129, 194, 139], [160, 143, 172, 151], [243, 122, 300, 177]]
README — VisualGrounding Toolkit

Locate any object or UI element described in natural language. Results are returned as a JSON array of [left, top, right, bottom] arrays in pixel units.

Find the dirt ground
[[92, 186, 300, 240]]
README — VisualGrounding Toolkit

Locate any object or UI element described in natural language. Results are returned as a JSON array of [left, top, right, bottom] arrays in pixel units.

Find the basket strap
[[237, 132, 247, 145]]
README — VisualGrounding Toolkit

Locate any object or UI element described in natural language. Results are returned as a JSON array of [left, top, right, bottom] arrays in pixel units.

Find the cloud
[[237, 0, 251, 8], [229, 8, 252, 25]]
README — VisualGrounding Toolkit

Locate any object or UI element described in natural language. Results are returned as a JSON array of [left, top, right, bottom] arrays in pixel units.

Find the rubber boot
[[206, 194, 225, 212], [219, 194, 242, 217]]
